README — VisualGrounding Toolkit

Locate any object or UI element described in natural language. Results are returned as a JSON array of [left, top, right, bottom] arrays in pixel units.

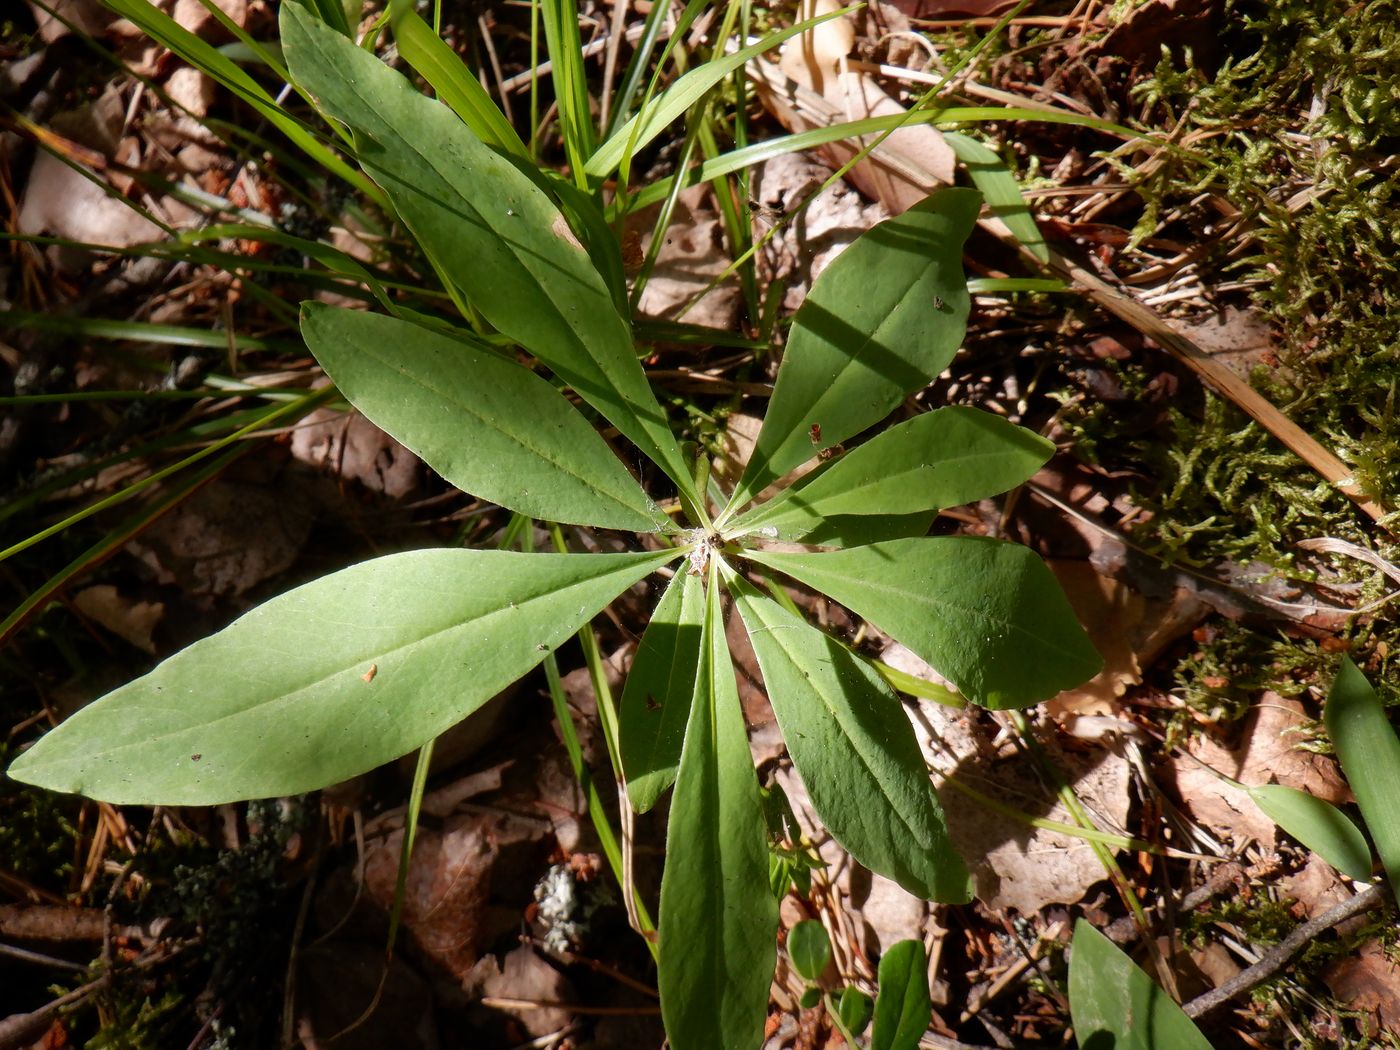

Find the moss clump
[[0, 745, 81, 890], [1062, 0, 1400, 574]]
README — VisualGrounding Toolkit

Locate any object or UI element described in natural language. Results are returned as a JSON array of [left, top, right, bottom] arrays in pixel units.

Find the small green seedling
[[786, 920, 927, 1049], [7, 6, 1101, 1048]]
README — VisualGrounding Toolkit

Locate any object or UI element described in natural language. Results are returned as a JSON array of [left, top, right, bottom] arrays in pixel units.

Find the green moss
[[1059, 0, 1400, 576], [0, 745, 81, 890]]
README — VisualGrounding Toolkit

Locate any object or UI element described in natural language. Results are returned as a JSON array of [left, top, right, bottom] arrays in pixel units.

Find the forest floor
[[2, 0, 1399, 1048]]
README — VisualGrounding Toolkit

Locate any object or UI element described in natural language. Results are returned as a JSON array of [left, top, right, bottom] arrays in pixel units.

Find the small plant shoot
[[7, 6, 1102, 1048]]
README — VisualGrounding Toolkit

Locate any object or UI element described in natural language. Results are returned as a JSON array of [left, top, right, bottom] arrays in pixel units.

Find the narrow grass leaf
[[586, 7, 848, 178], [943, 132, 1048, 264], [745, 537, 1102, 709], [1324, 657, 1400, 888], [387, 0, 529, 159], [725, 190, 981, 514], [870, 940, 931, 1050], [8, 548, 676, 805], [619, 568, 705, 812], [1245, 784, 1372, 881], [729, 407, 1052, 542], [1069, 920, 1213, 1050], [727, 575, 970, 901], [659, 568, 777, 1050], [788, 920, 831, 982], [280, 5, 697, 503], [301, 305, 664, 531], [103, 0, 375, 199]]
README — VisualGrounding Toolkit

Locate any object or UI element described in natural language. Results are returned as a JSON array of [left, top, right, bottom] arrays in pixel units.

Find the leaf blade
[[1246, 784, 1372, 881], [301, 304, 664, 531], [728, 407, 1051, 542], [870, 940, 931, 1050], [727, 576, 970, 901], [1324, 656, 1400, 888], [619, 568, 705, 811], [658, 568, 778, 1050], [280, 4, 696, 501], [726, 189, 981, 512], [788, 920, 832, 983], [744, 537, 1101, 709], [1068, 920, 1213, 1050], [9, 548, 675, 804]]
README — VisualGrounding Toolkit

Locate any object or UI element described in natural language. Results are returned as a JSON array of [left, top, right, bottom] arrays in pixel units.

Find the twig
[[1182, 882, 1386, 1020]]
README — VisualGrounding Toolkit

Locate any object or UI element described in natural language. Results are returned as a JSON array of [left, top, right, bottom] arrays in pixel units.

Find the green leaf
[[1246, 784, 1372, 881], [1324, 657, 1400, 888], [619, 568, 705, 811], [585, 7, 849, 178], [745, 537, 1102, 709], [943, 132, 1049, 264], [300, 304, 664, 531], [723, 189, 981, 514], [870, 940, 931, 1050], [8, 548, 675, 805], [728, 407, 1052, 542], [788, 920, 832, 983], [659, 568, 777, 1050], [726, 576, 970, 901], [280, 4, 697, 504], [838, 986, 874, 1036], [1069, 920, 1213, 1050]]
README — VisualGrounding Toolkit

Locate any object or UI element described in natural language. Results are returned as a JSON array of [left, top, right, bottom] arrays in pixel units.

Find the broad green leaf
[[838, 986, 874, 1036], [585, 8, 848, 178], [724, 190, 981, 514], [745, 537, 1102, 709], [659, 568, 777, 1050], [870, 940, 931, 1050], [1069, 920, 1213, 1050], [8, 548, 675, 805], [619, 568, 705, 811], [943, 132, 1049, 264], [788, 920, 832, 983], [301, 304, 664, 532], [280, 5, 697, 504], [795, 512, 939, 549], [727, 576, 970, 901], [387, 0, 529, 159], [1324, 657, 1400, 888], [728, 407, 1052, 542], [1246, 784, 1372, 881]]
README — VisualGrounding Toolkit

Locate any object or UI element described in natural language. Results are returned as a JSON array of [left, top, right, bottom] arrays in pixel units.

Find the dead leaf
[[295, 941, 439, 1050], [128, 457, 313, 600], [471, 946, 574, 1039], [72, 585, 163, 654], [760, 5, 956, 214], [907, 695, 1133, 913], [631, 190, 741, 329], [289, 407, 420, 499], [362, 807, 540, 980], [25, 0, 109, 43], [1044, 561, 1148, 719], [885, 0, 1020, 15], [1323, 940, 1400, 1036], [1165, 694, 1351, 850]]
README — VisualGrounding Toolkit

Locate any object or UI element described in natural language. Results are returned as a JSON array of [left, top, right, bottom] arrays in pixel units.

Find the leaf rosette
[[7, 9, 1102, 1049]]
